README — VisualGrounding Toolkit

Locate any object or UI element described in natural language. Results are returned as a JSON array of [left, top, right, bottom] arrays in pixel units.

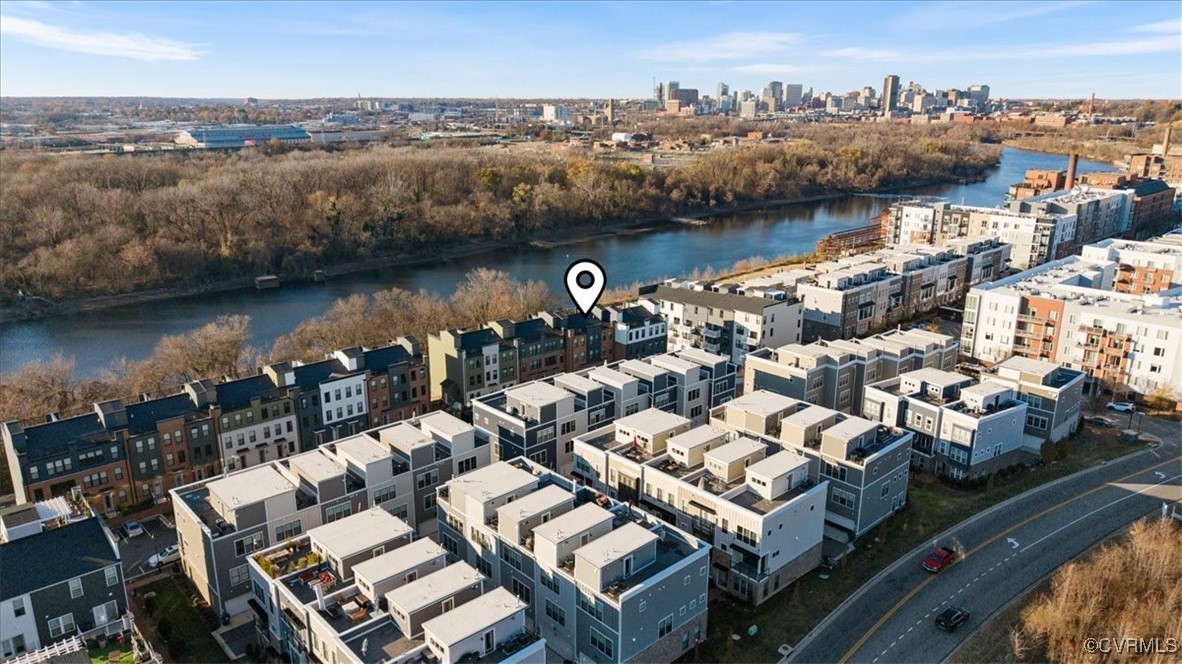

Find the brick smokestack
[[1164, 126, 1173, 157], [1065, 153, 1079, 190]]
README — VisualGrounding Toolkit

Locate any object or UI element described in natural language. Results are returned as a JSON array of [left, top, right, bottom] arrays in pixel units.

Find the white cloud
[[0, 15, 201, 61], [890, 1, 1094, 31], [1130, 18, 1182, 34], [819, 47, 905, 61], [640, 31, 803, 62], [974, 35, 1181, 59]]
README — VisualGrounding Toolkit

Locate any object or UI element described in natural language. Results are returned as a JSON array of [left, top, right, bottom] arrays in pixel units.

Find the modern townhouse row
[[436, 459, 711, 663], [2, 339, 429, 516], [885, 186, 1135, 271], [171, 411, 488, 617], [570, 393, 913, 604], [743, 327, 960, 415], [861, 360, 1083, 480], [248, 508, 545, 664], [427, 306, 668, 407], [471, 349, 738, 476], [1, 500, 130, 662], [638, 283, 802, 364], [961, 235, 1182, 397]]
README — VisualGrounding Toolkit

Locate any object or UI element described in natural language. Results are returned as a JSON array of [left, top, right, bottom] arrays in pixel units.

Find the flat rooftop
[[506, 381, 572, 408], [705, 437, 766, 465], [746, 450, 808, 480], [342, 616, 421, 664], [615, 409, 690, 436], [388, 562, 484, 615], [206, 464, 294, 509], [675, 348, 728, 366], [415, 412, 471, 438], [587, 366, 636, 388], [332, 435, 391, 467], [446, 462, 536, 503], [619, 359, 665, 381], [496, 484, 572, 524], [352, 539, 447, 587], [822, 416, 879, 441], [782, 404, 840, 428], [648, 353, 698, 375], [288, 450, 343, 484], [902, 367, 969, 387], [575, 522, 658, 568], [533, 503, 613, 544], [553, 372, 600, 394], [308, 509, 412, 559], [380, 422, 433, 452], [725, 390, 801, 417], [666, 425, 730, 452], [421, 587, 526, 646]]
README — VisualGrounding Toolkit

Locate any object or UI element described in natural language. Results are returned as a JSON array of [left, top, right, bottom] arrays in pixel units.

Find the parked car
[[148, 544, 180, 568], [923, 546, 958, 573], [935, 606, 971, 631], [122, 520, 145, 538], [1086, 416, 1117, 428], [1106, 401, 1135, 413]]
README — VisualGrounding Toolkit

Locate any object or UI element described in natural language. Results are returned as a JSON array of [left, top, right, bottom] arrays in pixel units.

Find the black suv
[[935, 606, 970, 631]]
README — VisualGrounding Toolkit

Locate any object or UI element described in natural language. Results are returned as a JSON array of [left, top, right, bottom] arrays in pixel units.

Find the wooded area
[[0, 123, 1000, 302]]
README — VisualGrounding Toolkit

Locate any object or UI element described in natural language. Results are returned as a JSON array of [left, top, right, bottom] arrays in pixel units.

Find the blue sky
[[1, 1, 1179, 99]]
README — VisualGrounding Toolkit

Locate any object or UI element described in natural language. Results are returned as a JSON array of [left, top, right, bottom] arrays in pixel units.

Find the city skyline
[[1, 1, 1179, 99]]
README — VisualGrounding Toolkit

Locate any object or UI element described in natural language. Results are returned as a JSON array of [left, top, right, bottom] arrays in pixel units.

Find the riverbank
[[1001, 137, 1128, 167], [0, 175, 968, 326]]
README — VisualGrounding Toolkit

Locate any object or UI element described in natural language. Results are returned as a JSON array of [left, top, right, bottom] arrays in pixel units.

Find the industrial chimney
[[1065, 153, 1079, 190]]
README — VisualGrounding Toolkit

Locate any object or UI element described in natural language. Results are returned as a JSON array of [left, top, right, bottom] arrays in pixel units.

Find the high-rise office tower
[[717, 81, 729, 100], [882, 74, 900, 114], [784, 84, 803, 108]]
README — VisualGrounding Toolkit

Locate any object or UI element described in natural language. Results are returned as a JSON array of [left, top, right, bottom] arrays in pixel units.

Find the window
[[577, 587, 605, 620], [536, 426, 556, 444], [510, 577, 531, 603], [690, 405, 703, 419], [687, 387, 701, 401], [544, 600, 566, 626], [529, 450, 548, 465], [658, 614, 674, 638], [1026, 414, 1049, 430], [234, 532, 265, 556], [48, 613, 75, 639], [416, 469, 439, 489], [105, 567, 119, 587], [69, 578, 84, 598], [589, 627, 614, 659], [374, 485, 397, 504], [423, 493, 437, 511], [325, 503, 352, 523], [505, 547, 523, 571], [540, 569, 559, 593], [275, 520, 302, 541], [229, 564, 250, 587], [2, 635, 26, 658], [560, 421, 576, 435], [12, 597, 25, 617], [881, 481, 892, 498], [833, 488, 855, 509], [457, 456, 478, 474]]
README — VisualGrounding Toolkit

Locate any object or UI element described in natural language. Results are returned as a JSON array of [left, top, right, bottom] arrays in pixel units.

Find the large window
[[457, 456, 478, 475], [1026, 414, 1049, 430], [544, 600, 566, 626], [69, 578, 83, 599], [374, 485, 397, 505], [509, 577, 531, 603], [325, 503, 352, 523], [416, 469, 439, 489], [589, 627, 614, 658], [234, 532, 265, 557], [229, 564, 250, 587], [832, 488, 856, 509], [48, 613, 75, 639], [658, 614, 674, 637], [275, 520, 302, 541], [540, 569, 559, 593]]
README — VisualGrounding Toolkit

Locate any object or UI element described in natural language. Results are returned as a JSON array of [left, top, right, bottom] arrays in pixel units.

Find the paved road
[[791, 418, 1180, 664]]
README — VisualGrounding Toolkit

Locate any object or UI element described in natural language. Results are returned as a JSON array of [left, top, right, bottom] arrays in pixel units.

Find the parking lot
[[118, 515, 178, 578]]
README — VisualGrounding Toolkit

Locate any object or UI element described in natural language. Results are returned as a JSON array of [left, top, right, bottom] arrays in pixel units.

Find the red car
[[923, 546, 958, 573]]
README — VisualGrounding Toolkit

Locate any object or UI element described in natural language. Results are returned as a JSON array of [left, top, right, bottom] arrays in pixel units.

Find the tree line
[[1, 123, 1000, 302]]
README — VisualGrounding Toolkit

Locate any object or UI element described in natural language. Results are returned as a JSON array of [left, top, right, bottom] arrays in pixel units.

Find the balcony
[[703, 326, 723, 339]]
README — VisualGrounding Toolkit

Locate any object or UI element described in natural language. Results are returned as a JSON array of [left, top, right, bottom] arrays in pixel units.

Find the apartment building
[[862, 368, 1028, 480], [885, 201, 1072, 270], [711, 391, 912, 541], [1012, 186, 1133, 247], [962, 252, 1182, 396], [744, 328, 959, 414], [1081, 236, 1182, 294], [436, 459, 711, 663], [1078, 173, 1176, 237], [172, 411, 486, 616], [979, 357, 1084, 443], [570, 403, 829, 606], [640, 283, 803, 364], [0, 512, 129, 660], [471, 350, 738, 475]]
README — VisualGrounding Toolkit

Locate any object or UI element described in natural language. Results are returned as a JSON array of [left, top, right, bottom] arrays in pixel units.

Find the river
[[0, 148, 1113, 378]]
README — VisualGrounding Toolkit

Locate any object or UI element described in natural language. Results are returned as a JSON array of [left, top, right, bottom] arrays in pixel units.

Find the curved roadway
[[790, 417, 1181, 664]]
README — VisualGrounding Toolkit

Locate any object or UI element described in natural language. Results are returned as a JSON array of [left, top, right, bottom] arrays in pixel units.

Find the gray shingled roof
[[0, 519, 118, 600]]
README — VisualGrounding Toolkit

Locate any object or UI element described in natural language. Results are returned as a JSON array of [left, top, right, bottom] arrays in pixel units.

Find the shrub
[[156, 618, 171, 639]]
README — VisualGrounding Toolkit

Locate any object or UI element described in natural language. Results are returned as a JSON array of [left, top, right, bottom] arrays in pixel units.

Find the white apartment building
[[886, 202, 1074, 270], [641, 283, 802, 364], [962, 253, 1182, 397]]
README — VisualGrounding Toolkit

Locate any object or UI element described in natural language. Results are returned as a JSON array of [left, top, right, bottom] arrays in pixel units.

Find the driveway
[[118, 515, 177, 578]]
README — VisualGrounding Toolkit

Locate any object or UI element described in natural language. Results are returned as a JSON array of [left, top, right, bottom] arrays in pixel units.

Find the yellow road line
[[837, 456, 1180, 663]]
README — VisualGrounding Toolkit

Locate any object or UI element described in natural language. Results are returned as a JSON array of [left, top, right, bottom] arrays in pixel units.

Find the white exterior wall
[[1, 593, 40, 656], [220, 414, 299, 471], [321, 374, 367, 426]]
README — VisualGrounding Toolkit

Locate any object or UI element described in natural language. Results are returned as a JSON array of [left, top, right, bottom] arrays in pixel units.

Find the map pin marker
[[565, 260, 606, 315]]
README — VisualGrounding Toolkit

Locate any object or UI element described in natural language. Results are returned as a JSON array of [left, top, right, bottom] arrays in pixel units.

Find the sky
[[1, 1, 1179, 100]]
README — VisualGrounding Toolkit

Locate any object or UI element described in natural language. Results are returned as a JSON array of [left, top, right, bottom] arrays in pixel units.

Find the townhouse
[[471, 350, 738, 475], [598, 304, 668, 360], [961, 249, 1182, 397], [0, 508, 129, 660], [978, 357, 1084, 444], [436, 459, 711, 663], [711, 391, 912, 542], [862, 368, 1029, 480], [172, 411, 487, 616], [744, 328, 959, 414], [640, 283, 803, 364]]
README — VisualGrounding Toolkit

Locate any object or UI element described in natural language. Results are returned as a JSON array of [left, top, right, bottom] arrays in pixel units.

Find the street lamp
[[148, 531, 160, 563]]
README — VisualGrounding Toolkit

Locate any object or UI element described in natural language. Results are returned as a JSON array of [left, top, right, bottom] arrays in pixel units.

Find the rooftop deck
[[727, 482, 815, 515], [342, 615, 422, 664]]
